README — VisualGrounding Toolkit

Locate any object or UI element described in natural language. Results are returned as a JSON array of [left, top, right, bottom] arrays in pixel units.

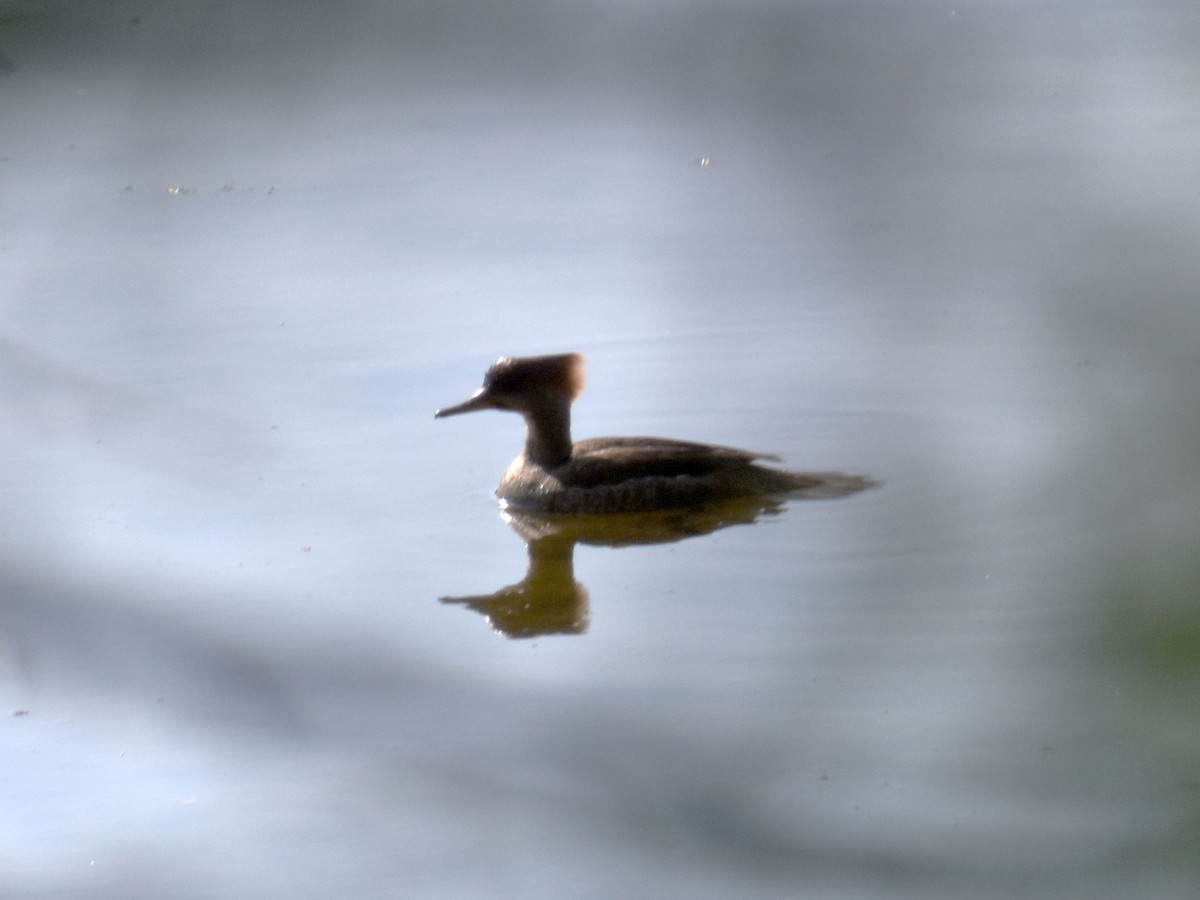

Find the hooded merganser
[[435, 352, 873, 513]]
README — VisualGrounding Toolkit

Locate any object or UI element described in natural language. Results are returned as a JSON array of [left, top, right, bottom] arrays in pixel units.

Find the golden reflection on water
[[440, 478, 874, 638]]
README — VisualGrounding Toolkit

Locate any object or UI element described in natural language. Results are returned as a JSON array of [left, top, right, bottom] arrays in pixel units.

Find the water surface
[[2, 2, 1198, 898]]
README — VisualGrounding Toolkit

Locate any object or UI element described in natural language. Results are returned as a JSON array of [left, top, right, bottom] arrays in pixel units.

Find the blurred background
[[2, 1, 1198, 897]]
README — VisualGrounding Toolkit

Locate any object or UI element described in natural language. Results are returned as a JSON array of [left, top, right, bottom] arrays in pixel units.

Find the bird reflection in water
[[440, 477, 872, 639]]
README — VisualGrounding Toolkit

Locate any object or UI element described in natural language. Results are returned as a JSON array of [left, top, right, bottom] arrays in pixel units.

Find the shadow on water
[[441, 475, 876, 638]]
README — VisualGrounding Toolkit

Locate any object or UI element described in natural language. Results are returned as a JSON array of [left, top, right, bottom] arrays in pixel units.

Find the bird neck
[[522, 398, 573, 467]]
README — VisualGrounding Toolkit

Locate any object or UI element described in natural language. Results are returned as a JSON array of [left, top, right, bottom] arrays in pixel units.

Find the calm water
[[3, 2, 1198, 897]]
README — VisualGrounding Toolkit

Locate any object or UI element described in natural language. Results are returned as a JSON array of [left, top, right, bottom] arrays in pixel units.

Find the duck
[[435, 352, 872, 513]]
